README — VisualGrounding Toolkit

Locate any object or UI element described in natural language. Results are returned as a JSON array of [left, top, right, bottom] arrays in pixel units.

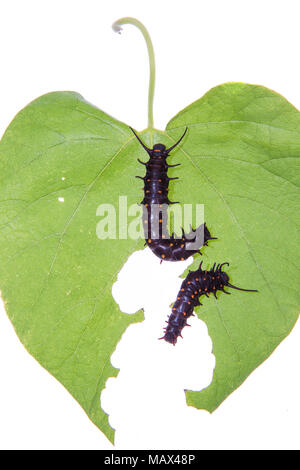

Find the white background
[[0, 0, 299, 450]]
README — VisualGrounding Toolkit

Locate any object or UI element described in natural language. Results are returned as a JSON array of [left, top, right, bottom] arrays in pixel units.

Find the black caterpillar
[[131, 127, 215, 261], [161, 262, 258, 345]]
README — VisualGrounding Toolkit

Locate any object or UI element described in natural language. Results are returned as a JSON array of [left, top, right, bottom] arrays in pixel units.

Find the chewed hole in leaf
[[102, 248, 215, 441]]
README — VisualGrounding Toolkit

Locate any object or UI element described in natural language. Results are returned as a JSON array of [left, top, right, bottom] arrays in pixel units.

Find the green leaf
[[166, 82, 300, 412], [0, 91, 144, 443], [0, 83, 299, 443]]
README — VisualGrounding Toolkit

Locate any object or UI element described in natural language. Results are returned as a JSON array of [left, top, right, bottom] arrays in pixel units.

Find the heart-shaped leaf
[[0, 83, 299, 444]]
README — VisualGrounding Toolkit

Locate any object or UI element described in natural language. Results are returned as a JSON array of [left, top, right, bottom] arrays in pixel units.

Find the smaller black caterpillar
[[161, 262, 257, 345]]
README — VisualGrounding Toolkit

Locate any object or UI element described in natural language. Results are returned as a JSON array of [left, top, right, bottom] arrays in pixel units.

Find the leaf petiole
[[112, 17, 156, 132]]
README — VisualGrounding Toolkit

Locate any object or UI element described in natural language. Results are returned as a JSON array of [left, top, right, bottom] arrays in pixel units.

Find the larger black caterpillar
[[161, 262, 257, 345], [131, 127, 215, 261]]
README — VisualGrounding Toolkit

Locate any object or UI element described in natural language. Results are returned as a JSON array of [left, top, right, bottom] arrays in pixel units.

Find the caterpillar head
[[152, 143, 168, 158], [153, 143, 166, 152]]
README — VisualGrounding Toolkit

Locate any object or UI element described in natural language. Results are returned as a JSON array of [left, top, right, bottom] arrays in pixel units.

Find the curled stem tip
[[112, 17, 155, 130]]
